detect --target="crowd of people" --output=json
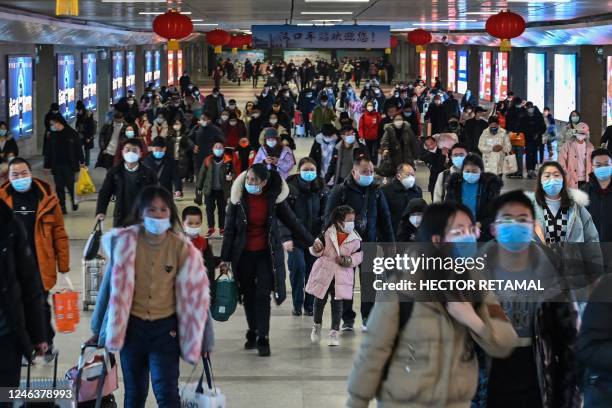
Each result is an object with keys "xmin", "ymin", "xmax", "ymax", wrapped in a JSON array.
[{"xmin": 0, "ymin": 55, "xmax": 611, "ymax": 408}]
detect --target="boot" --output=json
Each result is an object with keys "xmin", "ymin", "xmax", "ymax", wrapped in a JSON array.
[
  {"xmin": 257, "ymin": 337, "xmax": 271, "ymax": 357},
  {"xmin": 244, "ymin": 330, "xmax": 257, "ymax": 350}
]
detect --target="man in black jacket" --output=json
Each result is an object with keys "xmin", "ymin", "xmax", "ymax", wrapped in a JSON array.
[
  {"xmin": 0, "ymin": 200, "xmax": 47, "ymax": 387},
  {"xmin": 202, "ymin": 88, "xmax": 226, "ymax": 123},
  {"xmin": 143, "ymin": 137, "xmax": 182, "ymax": 197},
  {"xmin": 191, "ymin": 111, "xmax": 225, "ymax": 174},
  {"xmin": 95, "ymin": 139, "xmax": 157, "ymax": 227},
  {"xmin": 582, "ymin": 148, "xmax": 612, "ymax": 243},
  {"xmin": 420, "ymin": 136, "xmax": 448, "ymax": 200},
  {"xmin": 381, "ymin": 162, "xmax": 423, "ymax": 228},
  {"xmin": 297, "ymin": 86, "xmax": 317, "ymax": 137},
  {"xmin": 424, "ymin": 95, "xmax": 448, "ymax": 135},
  {"xmin": 43, "ymin": 114, "xmax": 84, "ymax": 214},
  {"xmin": 519, "ymin": 102, "xmax": 546, "ymax": 179},
  {"xmin": 462, "ymin": 106, "xmax": 489, "ymax": 154}
]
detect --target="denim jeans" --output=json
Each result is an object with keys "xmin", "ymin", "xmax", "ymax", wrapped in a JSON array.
[
  {"xmin": 512, "ymin": 145, "xmax": 524, "ymax": 175},
  {"xmin": 287, "ymin": 247, "xmax": 315, "ymax": 313},
  {"xmin": 120, "ymin": 315, "xmax": 181, "ymax": 408}
]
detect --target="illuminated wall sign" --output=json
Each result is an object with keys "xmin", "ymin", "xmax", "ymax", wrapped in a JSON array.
[
  {"xmin": 457, "ymin": 50, "xmax": 468, "ymax": 94},
  {"xmin": 57, "ymin": 53, "xmax": 76, "ymax": 121},
  {"xmin": 7, "ymin": 55, "xmax": 33, "ymax": 139},
  {"xmin": 527, "ymin": 53, "xmax": 546, "ymax": 110},
  {"xmin": 112, "ymin": 50, "xmax": 125, "ymax": 104},
  {"xmin": 431, "ymin": 51, "xmax": 439, "ymax": 87},
  {"xmin": 145, "ymin": 50, "xmax": 153, "ymax": 86},
  {"xmin": 154, "ymin": 50, "xmax": 161, "ymax": 88},
  {"xmin": 177, "ymin": 50, "xmax": 183, "ymax": 80},
  {"xmin": 554, "ymin": 54, "xmax": 577, "ymax": 121},
  {"xmin": 494, "ymin": 52, "xmax": 508, "ymax": 102},
  {"xmin": 82, "ymin": 52, "xmax": 97, "ymax": 111},
  {"xmin": 167, "ymin": 50, "xmax": 175, "ymax": 86},
  {"xmin": 479, "ymin": 51, "xmax": 492, "ymax": 101},
  {"xmin": 608, "ymin": 56, "xmax": 612, "ymax": 127},
  {"xmin": 447, "ymin": 50, "xmax": 456, "ymax": 92},
  {"xmin": 419, "ymin": 51, "xmax": 427, "ymax": 83},
  {"xmin": 126, "ymin": 50, "xmax": 136, "ymax": 93}
]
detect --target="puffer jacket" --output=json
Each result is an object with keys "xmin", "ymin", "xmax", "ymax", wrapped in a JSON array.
[
  {"xmin": 0, "ymin": 178, "xmax": 70, "ymax": 291},
  {"xmin": 196, "ymin": 153, "xmax": 239, "ymax": 199},
  {"xmin": 380, "ymin": 177, "xmax": 423, "ymax": 228},
  {"xmin": 347, "ymin": 291, "xmax": 518, "ymax": 408},
  {"xmin": 581, "ymin": 177, "xmax": 612, "ymax": 242},
  {"xmin": 444, "ymin": 172, "xmax": 503, "ymax": 225},
  {"xmin": 380, "ymin": 122, "xmax": 419, "ymax": 169},
  {"xmin": 558, "ymin": 138, "xmax": 594, "ymax": 189},
  {"xmin": 358, "ymin": 111, "xmax": 382, "ymax": 141},
  {"xmin": 221, "ymin": 171, "xmax": 315, "ymax": 305},
  {"xmin": 477, "ymin": 128, "xmax": 512, "ymax": 175}
]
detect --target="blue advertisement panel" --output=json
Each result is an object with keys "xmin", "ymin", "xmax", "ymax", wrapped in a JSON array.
[
  {"xmin": 7, "ymin": 55, "xmax": 33, "ymax": 139},
  {"xmin": 252, "ymin": 25, "xmax": 390, "ymax": 49},
  {"xmin": 457, "ymin": 50, "xmax": 468, "ymax": 94},
  {"xmin": 554, "ymin": 54, "xmax": 577, "ymax": 121},
  {"xmin": 154, "ymin": 50, "xmax": 161, "ymax": 88},
  {"xmin": 57, "ymin": 53, "xmax": 76, "ymax": 121},
  {"xmin": 126, "ymin": 50, "xmax": 136, "ymax": 93},
  {"xmin": 145, "ymin": 50, "xmax": 153, "ymax": 86},
  {"xmin": 82, "ymin": 52, "xmax": 97, "ymax": 111},
  {"xmin": 527, "ymin": 53, "xmax": 546, "ymax": 111},
  {"xmin": 112, "ymin": 50, "xmax": 124, "ymax": 104}
]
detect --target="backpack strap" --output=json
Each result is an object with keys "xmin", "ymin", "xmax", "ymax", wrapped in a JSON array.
[{"xmin": 382, "ymin": 296, "xmax": 414, "ymax": 380}]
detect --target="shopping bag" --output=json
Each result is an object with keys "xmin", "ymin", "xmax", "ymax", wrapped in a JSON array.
[
  {"xmin": 76, "ymin": 167, "xmax": 96, "ymax": 196},
  {"xmin": 295, "ymin": 124, "xmax": 305, "ymax": 137},
  {"xmin": 509, "ymin": 132, "xmax": 526, "ymax": 147},
  {"xmin": 211, "ymin": 272, "xmax": 238, "ymax": 322},
  {"xmin": 16, "ymin": 351, "xmax": 75, "ymax": 408},
  {"xmin": 65, "ymin": 345, "xmax": 118, "ymax": 408},
  {"xmin": 180, "ymin": 357, "xmax": 226, "ymax": 408},
  {"xmin": 53, "ymin": 276, "xmax": 80, "ymax": 333},
  {"xmin": 503, "ymin": 154, "xmax": 519, "ymax": 175},
  {"xmin": 83, "ymin": 220, "xmax": 103, "ymax": 261}
]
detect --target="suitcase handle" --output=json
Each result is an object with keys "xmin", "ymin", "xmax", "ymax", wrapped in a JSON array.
[{"xmin": 74, "ymin": 345, "xmax": 110, "ymax": 408}]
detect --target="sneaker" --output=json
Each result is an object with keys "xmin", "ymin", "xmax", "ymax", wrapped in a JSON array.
[
  {"xmin": 244, "ymin": 330, "xmax": 257, "ymax": 350},
  {"xmin": 310, "ymin": 324, "xmax": 322, "ymax": 344},
  {"xmin": 341, "ymin": 322, "xmax": 354, "ymax": 332},
  {"xmin": 328, "ymin": 330, "xmax": 340, "ymax": 346},
  {"xmin": 257, "ymin": 337, "xmax": 271, "ymax": 357},
  {"xmin": 361, "ymin": 324, "xmax": 368, "ymax": 333},
  {"xmin": 292, "ymin": 309, "xmax": 302, "ymax": 316},
  {"xmin": 205, "ymin": 228, "xmax": 215, "ymax": 238},
  {"xmin": 21, "ymin": 356, "xmax": 30, "ymax": 367},
  {"xmin": 304, "ymin": 309, "xmax": 314, "ymax": 317},
  {"xmin": 219, "ymin": 228, "xmax": 224, "ymax": 238},
  {"xmin": 71, "ymin": 202, "xmax": 79, "ymax": 212},
  {"xmin": 44, "ymin": 348, "xmax": 56, "ymax": 364}
]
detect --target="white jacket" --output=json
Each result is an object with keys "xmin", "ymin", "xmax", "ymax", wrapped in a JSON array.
[{"xmin": 478, "ymin": 127, "xmax": 512, "ymax": 175}]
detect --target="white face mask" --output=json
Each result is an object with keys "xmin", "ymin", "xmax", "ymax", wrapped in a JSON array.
[
  {"xmin": 366, "ymin": 106, "xmax": 374, "ymax": 112},
  {"xmin": 252, "ymin": 112, "xmax": 260, "ymax": 118},
  {"xmin": 266, "ymin": 139, "xmax": 277, "ymax": 148},
  {"xmin": 409, "ymin": 214, "xmax": 422, "ymax": 228},
  {"xmin": 342, "ymin": 221, "xmax": 355, "ymax": 234},
  {"xmin": 576, "ymin": 133, "xmax": 587, "ymax": 141},
  {"xmin": 184, "ymin": 225, "xmax": 201, "ymax": 237},
  {"xmin": 123, "ymin": 151, "xmax": 139, "ymax": 163},
  {"xmin": 173, "ymin": 125, "xmax": 181, "ymax": 131},
  {"xmin": 269, "ymin": 119, "xmax": 278, "ymax": 125},
  {"xmin": 394, "ymin": 120, "xmax": 404, "ymax": 129},
  {"xmin": 401, "ymin": 175, "xmax": 415, "ymax": 189}
]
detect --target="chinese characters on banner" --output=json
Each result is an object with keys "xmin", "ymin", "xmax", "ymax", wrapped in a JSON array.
[
  {"xmin": 457, "ymin": 50, "xmax": 468, "ymax": 94},
  {"xmin": 419, "ymin": 51, "xmax": 427, "ymax": 83},
  {"xmin": 57, "ymin": 54, "xmax": 76, "ymax": 121},
  {"xmin": 167, "ymin": 50, "xmax": 175, "ymax": 86},
  {"xmin": 8, "ymin": 56, "xmax": 33, "ymax": 139},
  {"xmin": 82, "ymin": 52, "xmax": 97, "ymax": 111},
  {"xmin": 252, "ymin": 25, "xmax": 390, "ymax": 49},
  {"xmin": 431, "ymin": 51, "xmax": 439, "ymax": 87},
  {"xmin": 495, "ymin": 52, "xmax": 508, "ymax": 102},
  {"xmin": 479, "ymin": 51, "xmax": 492, "ymax": 101},
  {"xmin": 112, "ymin": 50, "xmax": 125, "ymax": 104},
  {"xmin": 154, "ymin": 50, "xmax": 161, "ymax": 88},
  {"xmin": 126, "ymin": 51, "xmax": 136, "ymax": 93},
  {"xmin": 447, "ymin": 50, "xmax": 456, "ymax": 92}
]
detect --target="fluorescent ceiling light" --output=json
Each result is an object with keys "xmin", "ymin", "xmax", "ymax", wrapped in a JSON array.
[
  {"xmin": 191, "ymin": 19, "xmax": 204, "ymax": 21},
  {"xmin": 102, "ymin": 0, "xmax": 165, "ymax": 2},
  {"xmin": 301, "ymin": 11, "xmax": 353, "ymax": 15},
  {"xmin": 507, "ymin": 0, "xmax": 569, "ymax": 2},
  {"xmin": 180, "ymin": 11, "xmax": 191, "ymax": 15},
  {"xmin": 305, "ymin": 0, "xmax": 368, "ymax": 2},
  {"xmin": 463, "ymin": 11, "xmax": 503, "ymax": 15},
  {"xmin": 193, "ymin": 23, "xmax": 219, "ymax": 26},
  {"xmin": 441, "ymin": 19, "xmax": 477, "ymax": 22},
  {"xmin": 311, "ymin": 19, "xmax": 343, "ymax": 22},
  {"xmin": 297, "ymin": 23, "xmax": 314, "ymax": 26},
  {"xmin": 138, "ymin": 11, "xmax": 163, "ymax": 15},
  {"xmin": 413, "ymin": 22, "xmax": 451, "ymax": 26}
]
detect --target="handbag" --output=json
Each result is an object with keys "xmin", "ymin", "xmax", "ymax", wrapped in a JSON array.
[
  {"xmin": 211, "ymin": 273, "xmax": 238, "ymax": 322},
  {"xmin": 76, "ymin": 168, "xmax": 96, "ymax": 196},
  {"xmin": 503, "ymin": 154, "xmax": 519, "ymax": 175},
  {"xmin": 83, "ymin": 220, "xmax": 103, "ymax": 261},
  {"xmin": 53, "ymin": 275, "xmax": 80, "ymax": 333},
  {"xmin": 180, "ymin": 357, "xmax": 226, "ymax": 408},
  {"xmin": 509, "ymin": 132, "xmax": 526, "ymax": 147},
  {"xmin": 65, "ymin": 345, "xmax": 118, "ymax": 408}
]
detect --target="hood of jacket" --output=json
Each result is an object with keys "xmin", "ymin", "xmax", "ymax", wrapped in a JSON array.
[{"xmin": 230, "ymin": 169, "xmax": 289, "ymax": 205}]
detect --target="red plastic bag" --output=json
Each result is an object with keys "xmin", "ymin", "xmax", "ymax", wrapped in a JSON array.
[{"xmin": 53, "ymin": 276, "xmax": 80, "ymax": 333}]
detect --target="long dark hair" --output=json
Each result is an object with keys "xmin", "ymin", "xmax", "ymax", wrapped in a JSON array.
[
  {"xmin": 128, "ymin": 185, "xmax": 181, "ymax": 231},
  {"xmin": 324, "ymin": 205, "xmax": 355, "ymax": 232},
  {"xmin": 535, "ymin": 161, "xmax": 572, "ymax": 210},
  {"xmin": 416, "ymin": 202, "xmax": 475, "ymax": 243}
]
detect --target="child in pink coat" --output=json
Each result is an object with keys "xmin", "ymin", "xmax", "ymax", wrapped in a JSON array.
[{"xmin": 306, "ymin": 205, "xmax": 363, "ymax": 346}]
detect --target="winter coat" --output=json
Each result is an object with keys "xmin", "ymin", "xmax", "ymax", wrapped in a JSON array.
[
  {"xmin": 190, "ymin": 123, "xmax": 225, "ymax": 172},
  {"xmin": 558, "ymin": 139, "xmax": 594, "ymax": 189},
  {"xmin": 221, "ymin": 120, "xmax": 247, "ymax": 149},
  {"xmin": 0, "ymin": 136, "xmax": 18, "ymax": 162},
  {"xmin": 425, "ymin": 103, "xmax": 448, "ymax": 135},
  {"xmin": 43, "ymin": 126, "xmax": 84, "ymax": 172},
  {"xmin": 306, "ymin": 225, "xmax": 362, "ymax": 300},
  {"xmin": 91, "ymin": 226, "xmax": 210, "ymax": 364},
  {"xmin": 325, "ymin": 176, "xmax": 395, "ymax": 242},
  {"xmin": 325, "ymin": 141, "xmax": 367, "ymax": 185},
  {"xmin": 433, "ymin": 166, "xmax": 460, "ymax": 203},
  {"xmin": 309, "ymin": 134, "xmax": 338, "ymax": 180},
  {"xmin": 581, "ymin": 177, "xmax": 612, "ymax": 242},
  {"xmin": 0, "ymin": 200, "xmax": 46, "ymax": 362},
  {"xmin": 297, "ymin": 90, "xmax": 317, "ymax": 116},
  {"xmin": 380, "ymin": 122, "xmax": 419, "ymax": 169},
  {"xmin": 358, "ymin": 111, "xmax": 382, "ymax": 141},
  {"xmin": 221, "ymin": 171, "xmax": 315, "ymax": 304},
  {"xmin": 346, "ymin": 290, "xmax": 518, "ymax": 408},
  {"xmin": 478, "ymin": 128, "xmax": 512, "ymax": 175},
  {"xmin": 76, "ymin": 110, "xmax": 96, "ymax": 150},
  {"xmin": 519, "ymin": 112, "xmax": 546, "ymax": 144},
  {"xmin": 203, "ymin": 94, "xmax": 226, "ymax": 120},
  {"xmin": 462, "ymin": 118, "xmax": 488, "ymax": 154},
  {"xmin": 381, "ymin": 178, "xmax": 423, "ymax": 228},
  {"xmin": 168, "ymin": 131, "xmax": 194, "ymax": 178},
  {"xmin": 0, "ymin": 178, "xmax": 70, "ymax": 291},
  {"xmin": 196, "ymin": 153, "xmax": 238, "ymax": 199},
  {"xmin": 420, "ymin": 148, "xmax": 448, "ymax": 194},
  {"xmin": 254, "ymin": 145, "xmax": 295, "ymax": 180},
  {"xmin": 311, "ymin": 106, "xmax": 337, "ymax": 135},
  {"xmin": 142, "ymin": 154, "xmax": 182, "ymax": 194}
]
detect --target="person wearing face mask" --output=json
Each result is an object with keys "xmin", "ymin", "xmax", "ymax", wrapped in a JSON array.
[
  {"xmin": 460, "ymin": 89, "xmax": 478, "ymax": 110},
  {"xmin": 559, "ymin": 110, "xmax": 581, "ymax": 149},
  {"xmin": 181, "ymin": 206, "xmax": 215, "ymax": 286},
  {"xmin": 309, "ymin": 124, "xmax": 338, "ymax": 180},
  {"xmin": 96, "ymin": 139, "xmax": 157, "ymax": 227},
  {"xmin": 254, "ymin": 128, "xmax": 295, "ymax": 180},
  {"xmin": 268, "ymin": 101, "xmax": 291, "ymax": 131},
  {"xmin": 462, "ymin": 106, "xmax": 488, "ymax": 154},
  {"xmin": 558, "ymin": 122, "xmax": 594, "ymax": 189},
  {"xmin": 242, "ymin": 101, "xmax": 255, "ymax": 124},
  {"xmin": 297, "ymin": 85, "xmax": 318, "ymax": 137},
  {"xmin": 425, "ymin": 95, "xmax": 449, "ymax": 136},
  {"xmin": 325, "ymin": 157, "xmax": 394, "ymax": 331},
  {"xmin": 258, "ymin": 113, "xmax": 289, "ymax": 146},
  {"xmin": 247, "ymin": 106, "xmax": 265, "ymax": 147},
  {"xmin": 124, "ymin": 97, "xmax": 139, "ymax": 123},
  {"xmin": 281, "ymin": 158, "xmax": 328, "ymax": 317},
  {"xmin": 381, "ymin": 162, "xmax": 423, "ymax": 228},
  {"xmin": 460, "ymin": 104, "xmax": 475, "ymax": 125},
  {"xmin": 478, "ymin": 116, "xmax": 512, "ymax": 177},
  {"xmin": 96, "ymin": 111, "xmax": 127, "ymax": 169},
  {"xmin": 433, "ymin": 143, "xmax": 467, "ymax": 202},
  {"xmin": 443, "ymin": 91, "xmax": 461, "ymax": 119},
  {"xmin": 221, "ymin": 164, "xmax": 315, "ymax": 356},
  {"xmin": 325, "ymin": 126, "xmax": 366, "ymax": 186},
  {"xmin": 146, "ymin": 95, "xmax": 164, "ymax": 123},
  {"xmin": 445, "ymin": 115, "xmax": 464, "ymax": 142},
  {"xmin": 256, "ymin": 86, "xmax": 275, "ymax": 117},
  {"xmin": 90, "ymin": 185, "xmax": 212, "ymax": 407},
  {"xmin": 212, "ymin": 64, "xmax": 224, "ymax": 90},
  {"xmin": 225, "ymin": 98, "xmax": 242, "ymax": 119},
  {"xmin": 221, "ymin": 113, "xmax": 247, "ymax": 149},
  {"xmin": 0, "ymin": 121, "xmax": 18, "ymax": 168},
  {"xmin": 445, "ymin": 153, "xmax": 502, "ymax": 240},
  {"xmin": 380, "ymin": 114, "xmax": 419, "ymax": 172},
  {"xmin": 371, "ymin": 87, "xmax": 386, "ymax": 114},
  {"xmin": 136, "ymin": 111, "xmax": 152, "ymax": 148},
  {"xmin": 311, "ymin": 94, "xmax": 337, "ymax": 136},
  {"xmin": 347, "ymin": 201, "xmax": 518, "ymax": 408},
  {"xmin": 43, "ymin": 103, "xmax": 61, "ymax": 152},
  {"xmin": 236, "ymin": 136, "xmax": 255, "ymax": 174},
  {"xmin": 395, "ymin": 197, "xmax": 427, "ymax": 242},
  {"xmin": 581, "ymin": 148, "xmax": 612, "ymax": 242},
  {"xmin": 143, "ymin": 137, "xmax": 183, "ymax": 199},
  {"xmin": 203, "ymin": 87, "xmax": 227, "ymax": 123},
  {"xmin": 75, "ymin": 101, "xmax": 95, "ymax": 167},
  {"xmin": 518, "ymin": 102, "xmax": 546, "ymax": 179},
  {"xmin": 151, "ymin": 111, "xmax": 169, "ymax": 140},
  {"xmin": 191, "ymin": 111, "xmax": 225, "ymax": 174},
  {"xmin": 419, "ymin": 136, "xmax": 448, "ymax": 200},
  {"xmin": 111, "ymin": 124, "xmax": 141, "ymax": 167},
  {"xmin": 278, "ymin": 90, "xmax": 296, "ymax": 125},
  {"xmin": 307, "ymin": 205, "xmax": 363, "ymax": 347},
  {"xmin": 358, "ymin": 102, "xmax": 383, "ymax": 164},
  {"xmin": 402, "ymin": 104, "xmax": 422, "ymax": 138}
]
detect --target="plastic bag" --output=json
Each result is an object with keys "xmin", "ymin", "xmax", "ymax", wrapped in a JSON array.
[
  {"xmin": 53, "ymin": 276, "xmax": 80, "ymax": 333},
  {"xmin": 76, "ymin": 167, "xmax": 96, "ymax": 196}
]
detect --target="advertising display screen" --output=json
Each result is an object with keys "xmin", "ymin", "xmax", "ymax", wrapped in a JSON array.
[
  {"xmin": 82, "ymin": 52, "xmax": 97, "ymax": 111},
  {"xmin": 554, "ymin": 54, "xmax": 577, "ymax": 121},
  {"xmin": 495, "ymin": 52, "xmax": 508, "ymax": 102},
  {"xmin": 431, "ymin": 51, "xmax": 439, "ymax": 87},
  {"xmin": 112, "ymin": 50, "xmax": 125, "ymax": 104},
  {"xmin": 479, "ymin": 51, "xmax": 492, "ymax": 101},
  {"xmin": 457, "ymin": 50, "xmax": 468, "ymax": 94},
  {"xmin": 177, "ymin": 50, "xmax": 183, "ymax": 79},
  {"xmin": 608, "ymin": 57, "xmax": 612, "ymax": 127},
  {"xmin": 167, "ymin": 50, "xmax": 175, "ymax": 86},
  {"xmin": 419, "ymin": 51, "xmax": 427, "ymax": 83},
  {"xmin": 145, "ymin": 50, "xmax": 153, "ymax": 86},
  {"xmin": 527, "ymin": 53, "xmax": 546, "ymax": 110},
  {"xmin": 154, "ymin": 50, "xmax": 161, "ymax": 87},
  {"xmin": 126, "ymin": 50, "xmax": 136, "ymax": 93},
  {"xmin": 57, "ymin": 54, "xmax": 76, "ymax": 121},
  {"xmin": 447, "ymin": 50, "xmax": 456, "ymax": 92},
  {"xmin": 7, "ymin": 55, "xmax": 33, "ymax": 139}
]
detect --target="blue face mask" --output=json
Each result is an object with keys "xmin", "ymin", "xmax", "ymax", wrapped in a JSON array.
[
  {"xmin": 245, "ymin": 183, "xmax": 262, "ymax": 195},
  {"xmin": 496, "ymin": 223, "xmax": 533, "ymax": 252},
  {"xmin": 463, "ymin": 172, "xmax": 481, "ymax": 184},
  {"xmin": 542, "ymin": 178, "xmax": 563, "ymax": 196},
  {"xmin": 11, "ymin": 177, "xmax": 32, "ymax": 193},
  {"xmin": 0, "ymin": 129, "xmax": 7, "ymax": 137},
  {"xmin": 448, "ymin": 234, "xmax": 478, "ymax": 258},
  {"xmin": 594, "ymin": 166, "xmax": 612, "ymax": 181},
  {"xmin": 213, "ymin": 148, "xmax": 224, "ymax": 157},
  {"xmin": 143, "ymin": 217, "xmax": 171, "ymax": 235},
  {"xmin": 357, "ymin": 174, "xmax": 374, "ymax": 187},
  {"xmin": 344, "ymin": 135, "xmax": 355, "ymax": 144},
  {"xmin": 125, "ymin": 130, "xmax": 135, "ymax": 139},
  {"xmin": 451, "ymin": 156, "xmax": 465, "ymax": 169},
  {"xmin": 300, "ymin": 170, "xmax": 317, "ymax": 182},
  {"xmin": 152, "ymin": 151, "xmax": 165, "ymax": 159}
]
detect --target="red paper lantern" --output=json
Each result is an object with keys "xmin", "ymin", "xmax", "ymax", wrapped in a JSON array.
[
  {"xmin": 153, "ymin": 10, "xmax": 193, "ymax": 51},
  {"xmin": 486, "ymin": 10, "xmax": 526, "ymax": 51},
  {"xmin": 407, "ymin": 29, "xmax": 432, "ymax": 53},
  {"xmin": 385, "ymin": 36, "xmax": 399, "ymax": 54},
  {"xmin": 227, "ymin": 35, "xmax": 242, "ymax": 54},
  {"xmin": 240, "ymin": 34, "xmax": 252, "ymax": 50},
  {"xmin": 206, "ymin": 29, "xmax": 231, "ymax": 54}
]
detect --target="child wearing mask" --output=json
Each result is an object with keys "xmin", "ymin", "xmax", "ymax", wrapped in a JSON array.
[
  {"xmin": 182, "ymin": 206, "xmax": 215, "ymax": 286},
  {"xmin": 395, "ymin": 198, "xmax": 427, "ymax": 242},
  {"xmin": 559, "ymin": 122, "xmax": 594, "ymax": 189},
  {"xmin": 307, "ymin": 205, "xmax": 363, "ymax": 347},
  {"xmin": 143, "ymin": 137, "xmax": 183, "ymax": 198},
  {"xmin": 236, "ymin": 136, "xmax": 255, "ymax": 174}
]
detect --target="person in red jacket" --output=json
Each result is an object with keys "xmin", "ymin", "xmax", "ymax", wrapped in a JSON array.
[
  {"xmin": 221, "ymin": 113, "xmax": 247, "ymax": 148},
  {"xmin": 358, "ymin": 101, "xmax": 382, "ymax": 164}
]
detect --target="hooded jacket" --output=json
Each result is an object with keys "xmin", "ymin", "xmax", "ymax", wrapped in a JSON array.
[
  {"xmin": 558, "ymin": 138, "xmax": 594, "ymax": 189},
  {"xmin": 380, "ymin": 177, "xmax": 423, "ymax": 229},
  {"xmin": 581, "ymin": 176, "xmax": 612, "ymax": 242},
  {"xmin": 478, "ymin": 127, "xmax": 512, "ymax": 175},
  {"xmin": 380, "ymin": 122, "xmax": 419, "ymax": 169}
]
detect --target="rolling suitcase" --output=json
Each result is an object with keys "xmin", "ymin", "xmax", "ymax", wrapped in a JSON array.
[
  {"xmin": 15, "ymin": 351, "xmax": 75, "ymax": 407},
  {"xmin": 82, "ymin": 257, "xmax": 106, "ymax": 311}
]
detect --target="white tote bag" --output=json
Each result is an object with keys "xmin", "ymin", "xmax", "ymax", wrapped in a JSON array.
[
  {"xmin": 180, "ymin": 357, "xmax": 226, "ymax": 408},
  {"xmin": 503, "ymin": 154, "xmax": 518, "ymax": 175}
]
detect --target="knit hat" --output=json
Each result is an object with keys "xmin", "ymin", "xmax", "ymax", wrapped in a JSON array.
[
  {"xmin": 405, "ymin": 198, "xmax": 428, "ymax": 215},
  {"xmin": 263, "ymin": 127, "xmax": 279, "ymax": 139}
]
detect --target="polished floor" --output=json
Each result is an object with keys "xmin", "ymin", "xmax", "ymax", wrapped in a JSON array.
[{"xmin": 24, "ymin": 78, "xmax": 537, "ymax": 407}]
